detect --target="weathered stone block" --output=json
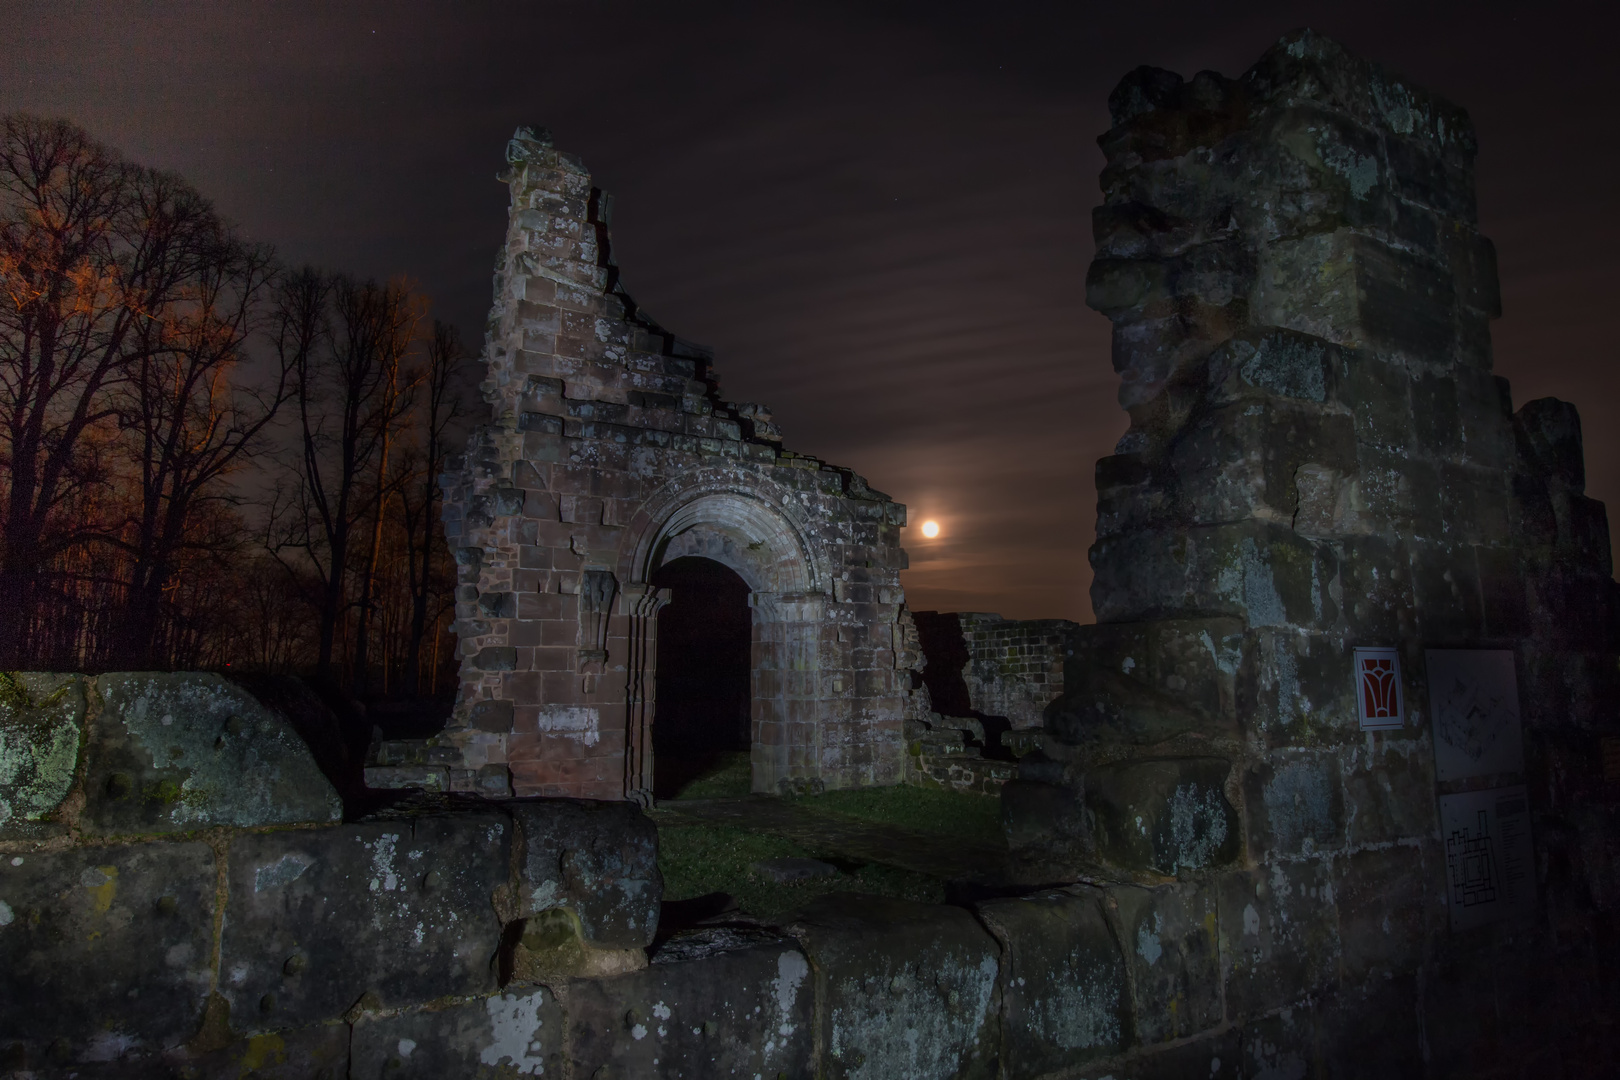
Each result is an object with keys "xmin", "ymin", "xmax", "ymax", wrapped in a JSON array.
[
  {"xmin": 1333, "ymin": 844, "xmax": 1430, "ymax": 981},
  {"xmin": 85, "ymin": 673, "xmax": 340, "ymax": 836},
  {"xmin": 506, "ymin": 797, "xmax": 660, "ymax": 950},
  {"xmin": 0, "ymin": 672, "xmax": 85, "ymax": 840},
  {"xmin": 0, "ymin": 841, "xmax": 216, "ymax": 1062},
  {"xmin": 1515, "ymin": 396, "xmax": 1585, "ymax": 492},
  {"xmin": 219, "ymin": 813, "xmax": 508, "ymax": 1028},
  {"xmin": 1067, "ymin": 1029, "xmax": 1241, "ymax": 1080},
  {"xmin": 349, "ymin": 987, "xmax": 566, "ymax": 1079},
  {"xmin": 178, "ymin": 1022, "xmax": 350, "ymax": 1080},
  {"xmin": 1342, "ymin": 740, "xmax": 1434, "ymax": 845},
  {"xmin": 1206, "ymin": 327, "xmax": 1346, "ymax": 410},
  {"xmin": 1243, "ymin": 751, "xmax": 1345, "ymax": 858},
  {"xmin": 1086, "ymin": 757, "xmax": 1240, "ymax": 876},
  {"xmin": 1335, "ymin": 535, "xmax": 1415, "ymax": 640},
  {"xmin": 1106, "ymin": 881, "xmax": 1221, "ymax": 1044},
  {"xmin": 1217, "ymin": 858, "xmax": 1340, "ymax": 1018},
  {"xmin": 1409, "ymin": 540, "xmax": 1484, "ymax": 642},
  {"xmin": 1092, "ymin": 521, "xmax": 1327, "ymax": 630},
  {"xmin": 1254, "ymin": 229, "xmax": 1455, "ymax": 362},
  {"xmin": 1002, "ymin": 777, "xmax": 1086, "ymax": 858},
  {"xmin": 1238, "ymin": 1003, "xmax": 1319, "ymax": 1080},
  {"xmin": 1317, "ymin": 974, "xmax": 1424, "ymax": 1078},
  {"xmin": 788, "ymin": 895, "xmax": 1000, "ymax": 1080},
  {"xmin": 567, "ymin": 928, "xmax": 813, "ymax": 1079},
  {"xmin": 977, "ymin": 890, "xmax": 1129, "ymax": 1077},
  {"xmin": 1246, "ymin": 629, "xmax": 1370, "ymax": 748},
  {"xmin": 1051, "ymin": 619, "xmax": 1245, "ymax": 746}
]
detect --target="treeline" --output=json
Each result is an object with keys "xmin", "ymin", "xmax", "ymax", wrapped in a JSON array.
[{"xmin": 0, "ymin": 114, "xmax": 473, "ymax": 698}]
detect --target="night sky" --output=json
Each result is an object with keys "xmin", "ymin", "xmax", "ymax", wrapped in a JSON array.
[{"xmin": 6, "ymin": 2, "xmax": 1615, "ymax": 621}]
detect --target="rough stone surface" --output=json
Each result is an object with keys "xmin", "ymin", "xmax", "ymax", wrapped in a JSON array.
[
  {"xmin": 1068, "ymin": 1030, "xmax": 1241, "ymax": 1080},
  {"xmin": 977, "ymin": 889, "xmax": 1130, "ymax": 1077},
  {"xmin": 177, "ymin": 1022, "xmax": 350, "ymax": 1080},
  {"xmin": 912, "ymin": 611, "xmax": 1076, "ymax": 731},
  {"xmin": 434, "ymin": 125, "xmax": 912, "ymax": 801},
  {"xmin": 788, "ymin": 895, "xmax": 1001, "ymax": 1080},
  {"xmin": 0, "ymin": 841, "xmax": 216, "ymax": 1063},
  {"xmin": 568, "ymin": 928, "xmax": 813, "ymax": 1079},
  {"xmin": 0, "ymin": 673, "xmax": 85, "ymax": 841},
  {"xmin": 349, "ymin": 987, "xmax": 567, "ymax": 1079},
  {"xmin": 1216, "ymin": 860, "xmax": 1341, "ymax": 1019},
  {"xmin": 1085, "ymin": 757, "xmax": 1241, "ymax": 876},
  {"xmin": 1019, "ymin": 25, "xmax": 1620, "ymax": 1078},
  {"xmin": 507, "ymin": 797, "xmax": 660, "ymax": 948},
  {"xmin": 218, "ymin": 813, "xmax": 508, "ymax": 1028},
  {"xmin": 1106, "ymin": 881, "xmax": 1222, "ymax": 1043},
  {"xmin": 85, "ymin": 673, "xmax": 341, "ymax": 836}
]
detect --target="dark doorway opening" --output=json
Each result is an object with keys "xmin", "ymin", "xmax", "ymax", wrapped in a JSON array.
[{"xmin": 651, "ymin": 556, "xmax": 752, "ymax": 799}]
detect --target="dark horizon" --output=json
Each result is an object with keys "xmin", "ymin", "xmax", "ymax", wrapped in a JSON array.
[{"xmin": 7, "ymin": 1, "xmax": 1615, "ymax": 621}]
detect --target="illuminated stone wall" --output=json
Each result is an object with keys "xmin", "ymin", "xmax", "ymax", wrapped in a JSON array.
[
  {"xmin": 1004, "ymin": 28, "xmax": 1620, "ymax": 1075},
  {"xmin": 430, "ymin": 128, "xmax": 913, "ymax": 800}
]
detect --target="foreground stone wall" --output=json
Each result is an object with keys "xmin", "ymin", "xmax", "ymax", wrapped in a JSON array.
[
  {"xmin": 432, "ymin": 127, "xmax": 912, "ymax": 802},
  {"xmin": 1005, "ymin": 28, "xmax": 1620, "ymax": 1075},
  {"xmin": 0, "ymin": 672, "xmax": 1284, "ymax": 1078}
]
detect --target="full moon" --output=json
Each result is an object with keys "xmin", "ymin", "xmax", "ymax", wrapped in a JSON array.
[{"xmin": 921, "ymin": 520, "xmax": 940, "ymax": 538}]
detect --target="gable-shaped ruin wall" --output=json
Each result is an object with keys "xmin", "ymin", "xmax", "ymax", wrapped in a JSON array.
[{"xmin": 430, "ymin": 128, "xmax": 921, "ymax": 801}]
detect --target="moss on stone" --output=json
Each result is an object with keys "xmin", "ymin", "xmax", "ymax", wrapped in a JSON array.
[{"xmin": 656, "ymin": 822, "xmax": 943, "ymax": 920}]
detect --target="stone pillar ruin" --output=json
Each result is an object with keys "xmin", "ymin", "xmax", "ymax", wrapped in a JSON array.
[
  {"xmin": 1008, "ymin": 29, "xmax": 1619, "ymax": 1064},
  {"xmin": 430, "ymin": 128, "xmax": 917, "ymax": 801}
]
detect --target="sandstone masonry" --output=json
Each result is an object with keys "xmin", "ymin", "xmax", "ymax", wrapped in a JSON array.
[
  {"xmin": 1005, "ymin": 28, "xmax": 1620, "ymax": 1075},
  {"xmin": 433, "ymin": 128, "xmax": 914, "ymax": 801}
]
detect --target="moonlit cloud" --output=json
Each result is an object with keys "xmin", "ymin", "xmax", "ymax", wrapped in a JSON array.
[{"xmin": 6, "ymin": 1, "xmax": 1612, "ymax": 620}]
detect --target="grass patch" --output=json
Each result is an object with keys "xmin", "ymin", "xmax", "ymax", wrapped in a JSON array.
[
  {"xmin": 656, "ymin": 821, "xmax": 943, "ymax": 920},
  {"xmin": 663, "ymin": 751, "xmax": 752, "ymax": 800},
  {"xmin": 804, "ymin": 783, "xmax": 1003, "ymax": 846}
]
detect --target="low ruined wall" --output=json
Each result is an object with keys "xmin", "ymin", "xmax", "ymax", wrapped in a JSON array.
[{"xmin": 0, "ymin": 669, "xmax": 1386, "ymax": 1079}]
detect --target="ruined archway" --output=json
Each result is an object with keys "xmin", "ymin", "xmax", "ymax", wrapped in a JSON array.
[
  {"xmin": 423, "ymin": 126, "xmax": 919, "ymax": 801},
  {"xmin": 629, "ymin": 489, "xmax": 830, "ymax": 798},
  {"xmin": 649, "ymin": 556, "xmax": 751, "ymax": 798}
]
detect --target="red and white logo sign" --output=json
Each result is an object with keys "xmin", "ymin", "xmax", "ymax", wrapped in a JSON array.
[{"xmin": 1354, "ymin": 646, "xmax": 1404, "ymax": 730}]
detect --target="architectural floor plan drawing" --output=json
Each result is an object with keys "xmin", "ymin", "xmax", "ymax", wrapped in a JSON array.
[
  {"xmin": 1427, "ymin": 650, "xmax": 1526, "ymax": 781},
  {"xmin": 1439, "ymin": 786, "xmax": 1535, "ymax": 931}
]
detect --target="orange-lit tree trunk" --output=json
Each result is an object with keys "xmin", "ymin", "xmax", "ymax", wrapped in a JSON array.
[
  {"xmin": 114, "ymin": 228, "xmax": 284, "ymax": 668},
  {"xmin": 401, "ymin": 320, "xmax": 465, "ymax": 695},
  {"xmin": 0, "ymin": 115, "xmax": 233, "ymax": 668}
]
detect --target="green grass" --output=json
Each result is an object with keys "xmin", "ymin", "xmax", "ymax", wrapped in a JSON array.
[
  {"xmin": 656, "ymin": 822, "xmax": 944, "ymax": 920},
  {"xmin": 804, "ymin": 783, "xmax": 1003, "ymax": 845},
  {"xmin": 655, "ymin": 782, "xmax": 1004, "ymax": 921},
  {"xmin": 663, "ymin": 751, "xmax": 753, "ymax": 800}
]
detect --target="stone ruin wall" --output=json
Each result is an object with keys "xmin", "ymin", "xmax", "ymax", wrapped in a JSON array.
[
  {"xmin": 429, "ymin": 127, "xmax": 921, "ymax": 801},
  {"xmin": 912, "ymin": 611, "xmax": 1077, "ymax": 733},
  {"xmin": 1004, "ymin": 27, "xmax": 1620, "ymax": 1073}
]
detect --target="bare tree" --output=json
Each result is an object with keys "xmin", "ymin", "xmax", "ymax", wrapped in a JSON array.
[
  {"xmin": 347, "ymin": 280, "xmax": 423, "ymax": 698},
  {"xmin": 270, "ymin": 272, "xmax": 422, "ymax": 684},
  {"xmin": 113, "ymin": 229, "xmax": 285, "ymax": 667},
  {"xmin": 0, "ymin": 115, "xmax": 232, "ymax": 666},
  {"xmin": 398, "ymin": 320, "xmax": 466, "ymax": 694}
]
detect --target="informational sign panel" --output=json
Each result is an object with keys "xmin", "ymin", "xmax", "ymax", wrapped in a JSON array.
[
  {"xmin": 1426, "ymin": 649, "xmax": 1524, "ymax": 781},
  {"xmin": 1353, "ymin": 646, "xmax": 1404, "ymax": 730},
  {"xmin": 1439, "ymin": 785, "xmax": 1535, "ymax": 931}
]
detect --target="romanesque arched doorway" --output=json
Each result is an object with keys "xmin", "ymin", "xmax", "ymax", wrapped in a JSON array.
[
  {"xmin": 649, "ymin": 556, "xmax": 752, "ymax": 798},
  {"xmin": 624, "ymin": 489, "xmax": 826, "ymax": 800}
]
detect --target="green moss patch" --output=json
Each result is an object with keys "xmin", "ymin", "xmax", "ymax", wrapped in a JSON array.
[
  {"xmin": 805, "ymin": 784, "xmax": 1002, "ymax": 845},
  {"xmin": 656, "ymin": 821, "xmax": 943, "ymax": 920}
]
